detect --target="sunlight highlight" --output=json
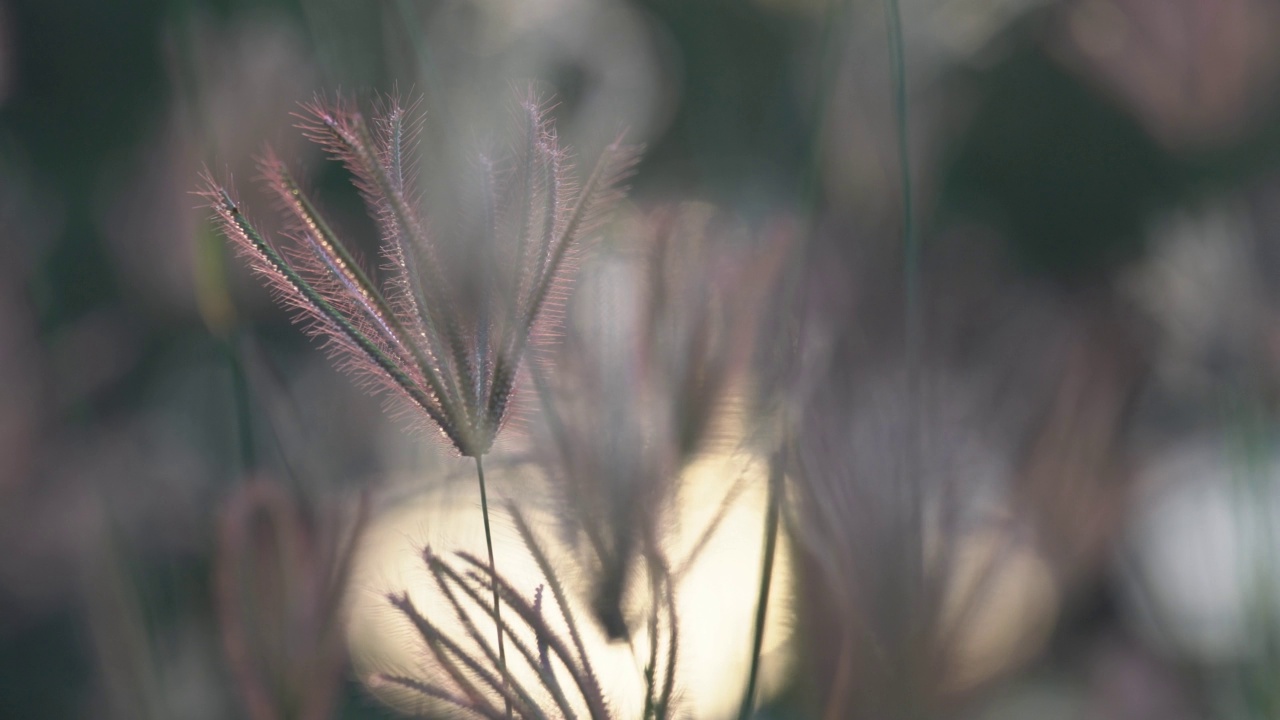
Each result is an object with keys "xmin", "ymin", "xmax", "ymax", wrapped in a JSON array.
[{"xmin": 347, "ymin": 447, "xmax": 792, "ymax": 718}]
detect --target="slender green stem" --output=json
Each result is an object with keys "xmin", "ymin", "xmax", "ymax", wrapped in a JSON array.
[
  {"xmin": 884, "ymin": 0, "xmax": 914, "ymax": 303},
  {"xmin": 884, "ymin": 0, "xmax": 926, "ymax": 603},
  {"xmin": 475, "ymin": 455, "xmax": 511, "ymax": 718},
  {"xmin": 882, "ymin": 0, "xmax": 914, "ymax": 333},
  {"xmin": 884, "ymin": 1, "xmax": 916, "ymax": 382},
  {"xmin": 737, "ymin": 449, "xmax": 783, "ymax": 720}
]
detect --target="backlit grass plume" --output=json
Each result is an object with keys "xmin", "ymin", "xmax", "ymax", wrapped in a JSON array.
[
  {"xmin": 200, "ymin": 91, "xmax": 638, "ymax": 714},
  {"xmin": 199, "ymin": 93, "xmax": 638, "ymax": 458}
]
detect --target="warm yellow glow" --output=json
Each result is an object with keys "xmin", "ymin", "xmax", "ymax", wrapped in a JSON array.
[
  {"xmin": 346, "ymin": 447, "xmax": 792, "ymax": 718},
  {"xmin": 939, "ymin": 523, "xmax": 1058, "ymax": 690}
]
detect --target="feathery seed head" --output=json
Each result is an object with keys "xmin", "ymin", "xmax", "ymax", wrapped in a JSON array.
[{"xmin": 200, "ymin": 92, "xmax": 639, "ymax": 456}]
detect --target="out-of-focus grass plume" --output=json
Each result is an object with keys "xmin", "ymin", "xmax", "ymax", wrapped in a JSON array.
[
  {"xmin": 530, "ymin": 202, "xmax": 789, "ymax": 639},
  {"xmin": 213, "ymin": 478, "xmax": 366, "ymax": 720}
]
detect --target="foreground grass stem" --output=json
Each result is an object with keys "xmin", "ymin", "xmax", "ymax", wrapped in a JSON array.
[
  {"xmin": 475, "ymin": 455, "xmax": 511, "ymax": 718},
  {"xmin": 737, "ymin": 448, "xmax": 783, "ymax": 720}
]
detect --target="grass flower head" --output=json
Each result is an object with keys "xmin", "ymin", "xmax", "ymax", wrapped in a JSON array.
[{"xmin": 200, "ymin": 93, "xmax": 638, "ymax": 457}]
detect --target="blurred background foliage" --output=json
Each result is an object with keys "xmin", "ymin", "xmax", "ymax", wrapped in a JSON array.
[{"xmin": 7, "ymin": 0, "xmax": 1280, "ymax": 717}]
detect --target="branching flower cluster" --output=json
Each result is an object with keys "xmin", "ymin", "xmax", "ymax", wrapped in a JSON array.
[
  {"xmin": 200, "ymin": 95, "xmax": 638, "ymax": 458},
  {"xmin": 376, "ymin": 506, "xmax": 679, "ymax": 720}
]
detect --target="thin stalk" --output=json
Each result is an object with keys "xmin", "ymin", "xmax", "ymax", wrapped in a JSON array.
[
  {"xmin": 885, "ymin": 0, "xmax": 914, "ymax": 303},
  {"xmin": 475, "ymin": 455, "xmax": 511, "ymax": 718},
  {"xmin": 737, "ymin": 449, "xmax": 783, "ymax": 720},
  {"xmin": 884, "ymin": 0, "xmax": 926, "ymax": 608}
]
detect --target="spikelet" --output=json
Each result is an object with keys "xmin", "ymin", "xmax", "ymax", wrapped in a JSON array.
[
  {"xmin": 199, "ymin": 92, "xmax": 640, "ymax": 457},
  {"xmin": 373, "ymin": 507, "xmax": 680, "ymax": 720}
]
